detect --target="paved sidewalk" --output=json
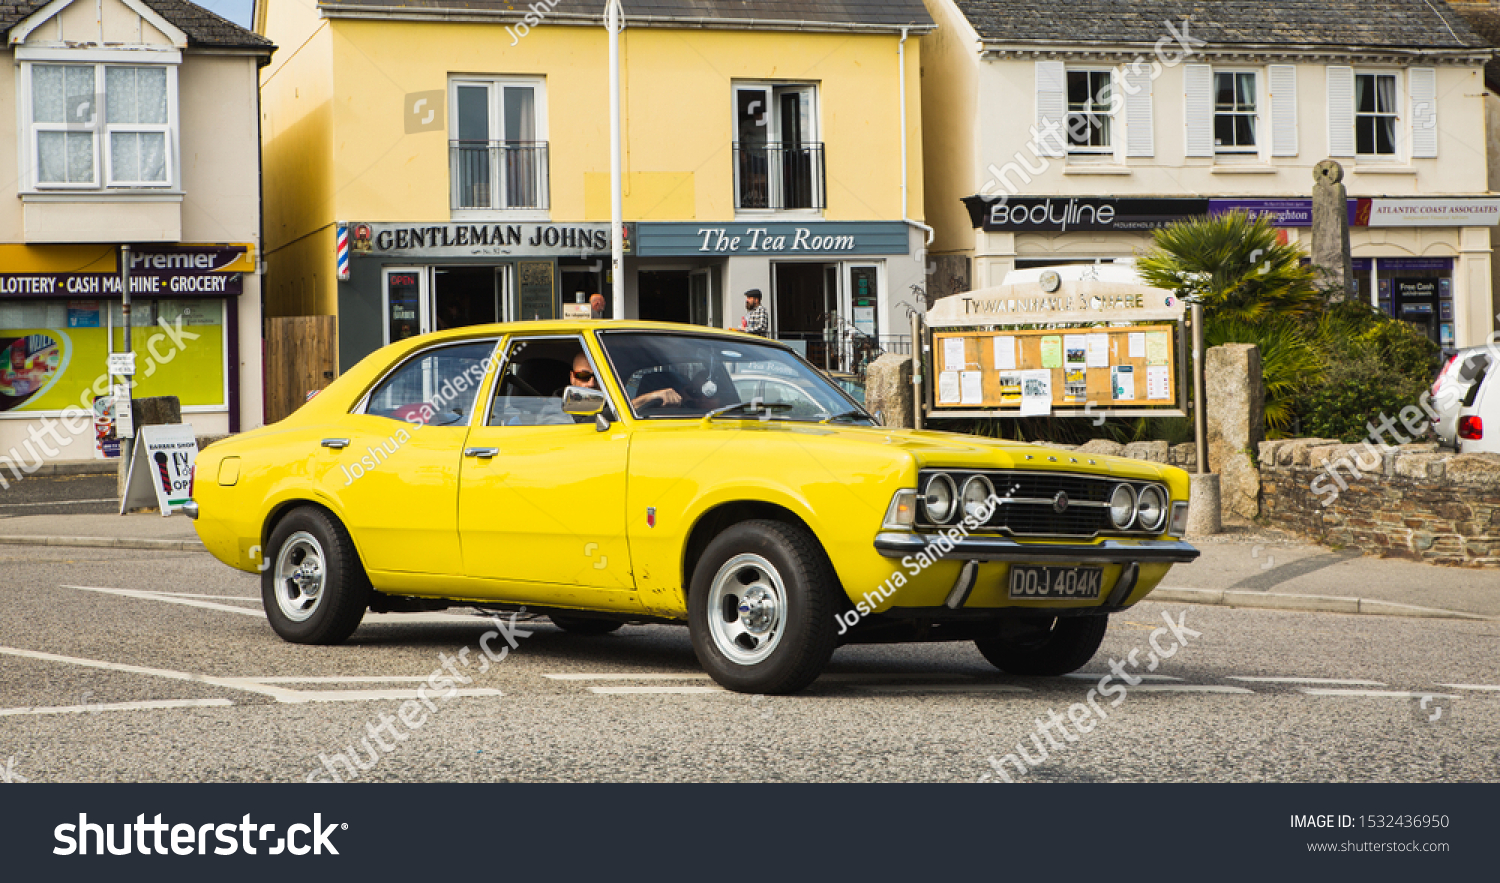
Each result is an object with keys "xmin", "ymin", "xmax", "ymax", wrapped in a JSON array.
[{"xmin": 1, "ymin": 512, "xmax": 1496, "ymax": 619}]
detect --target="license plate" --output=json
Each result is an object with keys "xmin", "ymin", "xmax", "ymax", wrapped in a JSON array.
[{"xmin": 1008, "ymin": 566, "xmax": 1103, "ymax": 600}]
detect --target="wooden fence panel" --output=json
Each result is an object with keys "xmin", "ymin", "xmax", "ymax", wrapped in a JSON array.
[{"xmin": 265, "ymin": 315, "xmax": 338, "ymax": 424}]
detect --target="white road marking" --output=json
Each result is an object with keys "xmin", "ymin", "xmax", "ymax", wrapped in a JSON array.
[
  {"xmin": 1437, "ymin": 684, "xmax": 1500, "ymax": 692},
  {"xmin": 61, "ymin": 584, "xmax": 264, "ymax": 617},
  {"xmin": 545, "ymin": 673, "xmax": 713, "ymax": 681},
  {"xmin": 242, "ymin": 688, "xmax": 504, "ymax": 702},
  {"xmin": 1300, "ymin": 689, "xmax": 1460, "ymax": 699},
  {"xmin": 0, "ymin": 498, "xmax": 118, "ymax": 508},
  {"xmin": 0, "ymin": 646, "xmax": 501, "ymax": 705},
  {"xmin": 1125, "ymin": 685, "xmax": 1255, "ymax": 694},
  {"xmin": 818, "ymin": 673, "xmax": 971, "ymax": 682},
  {"xmin": 148, "ymin": 592, "xmax": 260, "ymax": 602},
  {"xmin": 852, "ymin": 684, "xmax": 1032, "ymax": 693},
  {"xmin": 1229, "ymin": 676, "xmax": 1387, "ymax": 686},
  {"xmin": 250, "ymin": 676, "xmax": 433, "ymax": 684},
  {"xmin": 588, "ymin": 686, "xmax": 726, "ymax": 695},
  {"xmin": 1064, "ymin": 673, "xmax": 1182, "ymax": 681},
  {"xmin": 58, "ymin": 585, "xmax": 512, "ymax": 626},
  {"xmin": 0, "ymin": 698, "xmax": 233, "ymax": 717}
]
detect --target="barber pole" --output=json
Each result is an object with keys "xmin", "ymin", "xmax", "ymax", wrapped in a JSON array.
[{"xmin": 336, "ymin": 224, "xmax": 350, "ymax": 280}]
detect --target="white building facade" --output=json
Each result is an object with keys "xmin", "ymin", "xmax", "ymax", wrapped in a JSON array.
[{"xmin": 922, "ymin": 0, "xmax": 1497, "ymax": 348}]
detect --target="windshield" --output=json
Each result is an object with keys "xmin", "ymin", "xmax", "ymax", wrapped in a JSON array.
[{"xmin": 598, "ymin": 331, "xmax": 872, "ymax": 423}]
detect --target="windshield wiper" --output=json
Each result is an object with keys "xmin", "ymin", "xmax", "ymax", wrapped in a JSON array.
[
  {"xmin": 705, "ymin": 399, "xmax": 795, "ymax": 421},
  {"xmin": 819, "ymin": 409, "xmax": 870, "ymax": 424}
]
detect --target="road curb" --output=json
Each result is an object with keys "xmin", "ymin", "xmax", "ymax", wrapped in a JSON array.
[
  {"xmin": 0, "ymin": 535, "xmax": 205, "ymax": 552},
  {"xmin": 1152, "ymin": 588, "xmax": 1492, "ymax": 621}
]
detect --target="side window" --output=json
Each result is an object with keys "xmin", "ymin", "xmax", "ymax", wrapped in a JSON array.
[
  {"xmin": 365, "ymin": 341, "xmax": 496, "ymax": 426},
  {"xmin": 486, "ymin": 337, "xmax": 605, "ymax": 426}
]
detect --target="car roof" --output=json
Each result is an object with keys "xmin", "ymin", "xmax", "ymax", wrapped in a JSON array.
[{"xmin": 411, "ymin": 320, "xmax": 780, "ymax": 347}]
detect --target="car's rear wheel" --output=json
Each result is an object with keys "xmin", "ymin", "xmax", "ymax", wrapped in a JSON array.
[
  {"xmin": 688, "ymin": 520, "xmax": 838, "ymax": 695},
  {"xmin": 974, "ymin": 615, "xmax": 1108, "ymax": 676},
  {"xmin": 262, "ymin": 506, "xmax": 371, "ymax": 644},
  {"xmin": 549, "ymin": 614, "xmax": 624, "ymax": 635}
]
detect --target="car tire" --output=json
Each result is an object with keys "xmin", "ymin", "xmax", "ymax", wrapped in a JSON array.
[
  {"xmin": 549, "ymin": 614, "xmax": 624, "ymax": 635},
  {"xmin": 974, "ymin": 615, "xmax": 1108, "ymax": 676},
  {"xmin": 688, "ymin": 519, "xmax": 838, "ymax": 695},
  {"xmin": 261, "ymin": 506, "xmax": 371, "ymax": 645}
]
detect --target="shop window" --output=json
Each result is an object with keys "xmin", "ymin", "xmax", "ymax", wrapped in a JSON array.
[
  {"xmin": 732, "ymin": 83, "xmax": 824, "ymax": 211},
  {"xmin": 0, "ymin": 298, "xmax": 223, "ymax": 416},
  {"xmin": 450, "ymin": 77, "xmax": 548, "ymax": 213},
  {"xmin": 24, "ymin": 62, "xmax": 175, "ymax": 190}
]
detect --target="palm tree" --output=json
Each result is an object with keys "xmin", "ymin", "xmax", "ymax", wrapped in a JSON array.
[
  {"xmin": 1136, "ymin": 209, "xmax": 1323, "ymax": 323},
  {"xmin": 1136, "ymin": 210, "xmax": 1325, "ymax": 438}
]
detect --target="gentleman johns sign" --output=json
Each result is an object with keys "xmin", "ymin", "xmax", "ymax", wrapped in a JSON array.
[{"xmin": 350, "ymin": 222, "xmax": 613, "ymax": 257}]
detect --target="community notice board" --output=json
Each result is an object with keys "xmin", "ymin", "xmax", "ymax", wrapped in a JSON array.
[{"xmin": 931, "ymin": 326, "xmax": 1177, "ymax": 415}]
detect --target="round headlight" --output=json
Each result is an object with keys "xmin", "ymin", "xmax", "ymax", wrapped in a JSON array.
[
  {"xmin": 961, "ymin": 475, "xmax": 995, "ymax": 522},
  {"xmin": 1136, "ymin": 485, "xmax": 1167, "ymax": 532},
  {"xmin": 1108, "ymin": 484, "xmax": 1137, "ymax": 529},
  {"xmin": 924, "ymin": 473, "xmax": 957, "ymax": 523}
]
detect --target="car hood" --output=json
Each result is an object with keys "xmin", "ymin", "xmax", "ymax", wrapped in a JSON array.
[{"xmin": 789, "ymin": 424, "xmax": 1172, "ymax": 479}]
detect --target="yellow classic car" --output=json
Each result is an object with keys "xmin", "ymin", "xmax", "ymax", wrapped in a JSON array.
[{"xmin": 187, "ymin": 321, "xmax": 1199, "ymax": 694}]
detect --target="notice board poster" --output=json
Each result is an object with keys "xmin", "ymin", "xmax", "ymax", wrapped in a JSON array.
[
  {"xmin": 518, "ymin": 260, "xmax": 556, "ymax": 321},
  {"xmin": 931, "ymin": 325, "xmax": 1177, "ymax": 410}
]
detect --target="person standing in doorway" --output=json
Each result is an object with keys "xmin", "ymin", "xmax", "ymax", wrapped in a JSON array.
[{"xmin": 739, "ymin": 289, "xmax": 769, "ymax": 337}]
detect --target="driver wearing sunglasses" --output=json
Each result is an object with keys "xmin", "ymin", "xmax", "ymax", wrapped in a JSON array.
[{"xmin": 570, "ymin": 351, "xmax": 681, "ymax": 411}]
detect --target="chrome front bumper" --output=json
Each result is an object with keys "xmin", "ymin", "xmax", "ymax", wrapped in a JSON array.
[
  {"xmin": 180, "ymin": 500, "xmax": 199, "ymax": 520},
  {"xmin": 873, "ymin": 533, "xmax": 1200, "ymax": 565}
]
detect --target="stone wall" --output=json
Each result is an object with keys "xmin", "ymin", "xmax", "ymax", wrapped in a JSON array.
[{"xmin": 1259, "ymin": 439, "xmax": 1500, "ymax": 567}]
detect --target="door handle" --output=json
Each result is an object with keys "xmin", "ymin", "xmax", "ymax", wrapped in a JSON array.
[
  {"xmin": 321, "ymin": 438, "xmax": 350, "ymax": 450},
  {"xmin": 464, "ymin": 447, "xmax": 500, "ymax": 459}
]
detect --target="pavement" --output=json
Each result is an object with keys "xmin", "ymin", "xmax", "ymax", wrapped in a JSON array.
[{"xmin": 0, "ymin": 506, "xmax": 1495, "ymax": 621}]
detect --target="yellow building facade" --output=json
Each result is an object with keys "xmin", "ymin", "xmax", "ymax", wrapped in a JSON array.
[{"xmin": 259, "ymin": 1, "xmax": 934, "ymax": 373}]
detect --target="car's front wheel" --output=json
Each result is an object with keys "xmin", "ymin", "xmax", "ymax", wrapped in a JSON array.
[
  {"xmin": 262, "ymin": 506, "xmax": 371, "ymax": 644},
  {"xmin": 974, "ymin": 615, "xmax": 1108, "ymax": 676},
  {"xmin": 688, "ymin": 520, "xmax": 838, "ymax": 694}
]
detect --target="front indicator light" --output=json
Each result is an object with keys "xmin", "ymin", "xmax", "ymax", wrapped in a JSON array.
[
  {"xmin": 1108, "ymin": 484, "xmax": 1137, "ymax": 529},
  {"xmin": 1168, "ymin": 501, "xmax": 1190, "ymax": 537},
  {"xmin": 883, "ymin": 489, "xmax": 918, "ymax": 529},
  {"xmin": 1136, "ymin": 485, "xmax": 1167, "ymax": 532},
  {"xmin": 923, "ymin": 473, "xmax": 957, "ymax": 523}
]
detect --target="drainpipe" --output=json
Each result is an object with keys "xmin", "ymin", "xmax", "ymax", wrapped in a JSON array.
[
  {"xmin": 607, "ymin": 0, "xmax": 625, "ymax": 320},
  {"xmin": 898, "ymin": 27, "xmax": 934, "ymax": 252}
]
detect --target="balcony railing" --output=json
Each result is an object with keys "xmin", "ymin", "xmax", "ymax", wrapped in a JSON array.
[
  {"xmin": 450, "ymin": 140, "xmax": 550, "ymax": 211},
  {"xmin": 734, "ymin": 141, "xmax": 826, "ymax": 211}
]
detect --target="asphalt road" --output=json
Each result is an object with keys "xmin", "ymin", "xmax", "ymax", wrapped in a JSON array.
[
  {"xmin": 1, "ymin": 547, "xmax": 1496, "ymax": 784},
  {"xmin": 0, "ymin": 473, "xmax": 117, "ymax": 517}
]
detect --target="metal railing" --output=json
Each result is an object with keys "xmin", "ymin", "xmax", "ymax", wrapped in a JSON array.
[
  {"xmin": 450, "ymin": 140, "xmax": 550, "ymax": 210},
  {"xmin": 733, "ymin": 142, "xmax": 826, "ymax": 211},
  {"xmin": 778, "ymin": 324, "xmax": 911, "ymax": 378}
]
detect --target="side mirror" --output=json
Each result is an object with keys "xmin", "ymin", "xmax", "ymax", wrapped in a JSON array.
[{"xmin": 562, "ymin": 385, "xmax": 607, "ymax": 417}]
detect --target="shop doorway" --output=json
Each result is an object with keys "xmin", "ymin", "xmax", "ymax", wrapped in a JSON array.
[
  {"xmin": 772, "ymin": 262, "xmax": 883, "ymax": 372},
  {"xmin": 637, "ymin": 270, "xmax": 692, "ymax": 323},
  {"xmin": 434, "ymin": 266, "xmax": 501, "ymax": 331},
  {"xmin": 384, "ymin": 265, "xmax": 516, "ymax": 345}
]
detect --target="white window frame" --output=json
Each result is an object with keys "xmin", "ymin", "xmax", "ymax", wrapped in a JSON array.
[
  {"xmin": 19, "ymin": 56, "xmax": 179, "ymax": 192},
  {"xmin": 731, "ymin": 80, "xmax": 823, "ymax": 215},
  {"xmin": 1354, "ymin": 70, "xmax": 1402, "ymax": 161},
  {"xmin": 1065, "ymin": 68, "xmax": 1117, "ymax": 159},
  {"xmin": 1212, "ymin": 69, "xmax": 1261, "ymax": 156},
  {"xmin": 448, "ymin": 75, "xmax": 548, "ymax": 219}
]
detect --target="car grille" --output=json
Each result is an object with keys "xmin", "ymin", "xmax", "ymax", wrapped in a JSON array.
[{"xmin": 917, "ymin": 470, "xmax": 1156, "ymax": 539}]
